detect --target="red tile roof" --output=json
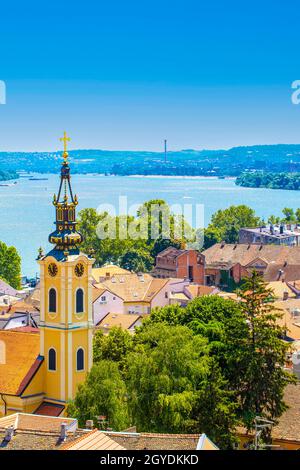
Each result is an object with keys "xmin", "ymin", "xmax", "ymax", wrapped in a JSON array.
[{"xmin": 34, "ymin": 402, "xmax": 65, "ymax": 417}]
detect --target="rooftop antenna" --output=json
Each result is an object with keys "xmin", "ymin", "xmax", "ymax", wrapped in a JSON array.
[{"xmin": 164, "ymin": 139, "xmax": 167, "ymax": 163}]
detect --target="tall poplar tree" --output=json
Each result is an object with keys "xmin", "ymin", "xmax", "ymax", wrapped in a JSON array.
[{"xmin": 236, "ymin": 271, "xmax": 296, "ymax": 430}]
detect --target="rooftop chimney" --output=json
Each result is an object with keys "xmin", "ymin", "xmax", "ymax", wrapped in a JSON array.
[
  {"xmin": 4, "ymin": 425, "xmax": 14, "ymax": 442},
  {"xmin": 60, "ymin": 423, "xmax": 67, "ymax": 441},
  {"xmin": 283, "ymin": 290, "xmax": 289, "ymax": 301},
  {"xmin": 85, "ymin": 420, "xmax": 94, "ymax": 430}
]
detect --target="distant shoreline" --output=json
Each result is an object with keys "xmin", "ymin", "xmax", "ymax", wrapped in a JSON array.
[
  {"xmin": 21, "ymin": 172, "xmax": 237, "ymax": 180},
  {"xmin": 126, "ymin": 175, "xmax": 236, "ymax": 180}
]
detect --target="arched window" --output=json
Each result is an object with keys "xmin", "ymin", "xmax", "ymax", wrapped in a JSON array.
[
  {"xmin": 49, "ymin": 288, "xmax": 57, "ymax": 313},
  {"xmin": 77, "ymin": 348, "xmax": 84, "ymax": 371},
  {"xmin": 0, "ymin": 340, "xmax": 6, "ymax": 365},
  {"xmin": 76, "ymin": 288, "xmax": 84, "ymax": 313},
  {"xmin": 48, "ymin": 348, "xmax": 56, "ymax": 371},
  {"xmin": 57, "ymin": 207, "xmax": 63, "ymax": 221},
  {"xmin": 68, "ymin": 208, "xmax": 75, "ymax": 221}
]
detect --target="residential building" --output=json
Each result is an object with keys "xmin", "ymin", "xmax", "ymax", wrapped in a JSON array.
[
  {"xmin": 203, "ymin": 243, "xmax": 300, "ymax": 287},
  {"xmin": 0, "ymin": 413, "xmax": 218, "ymax": 451},
  {"xmin": 238, "ymin": 384, "xmax": 300, "ymax": 450},
  {"xmin": 184, "ymin": 284, "xmax": 219, "ymax": 299},
  {"xmin": 92, "ymin": 265, "xmax": 131, "ymax": 283},
  {"xmin": 0, "ymin": 279, "xmax": 19, "ymax": 299},
  {"xmin": 63, "ymin": 429, "xmax": 218, "ymax": 451},
  {"xmin": 0, "ymin": 299, "xmax": 40, "ymax": 330},
  {"xmin": 94, "ymin": 273, "xmax": 190, "ymax": 315},
  {"xmin": 239, "ymin": 225, "xmax": 300, "ymax": 246},
  {"xmin": 152, "ymin": 247, "xmax": 205, "ymax": 283},
  {"xmin": 0, "ymin": 413, "xmax": 84, "ymax": 450},
  {"xmin": 92, "ymin": 286, "xmax": 123, "ymax": 325},
  {"xmin": 96, "ymin": 313, "xmax": 142, "ymax": 334}
]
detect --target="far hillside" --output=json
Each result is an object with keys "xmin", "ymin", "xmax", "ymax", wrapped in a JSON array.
[{"xmin": 1, "ymin": 144, "xmax": 300, "ymax": 177}]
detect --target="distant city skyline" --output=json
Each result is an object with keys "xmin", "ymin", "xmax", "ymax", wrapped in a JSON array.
[{"xmin": 0, "ymin": 0, "xmax": 300, "ymax": 151}]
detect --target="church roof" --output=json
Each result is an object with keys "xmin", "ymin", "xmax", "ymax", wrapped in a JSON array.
[{"xmin": 0, "ymin": 330, "xmax": 43, "ymax": 395}]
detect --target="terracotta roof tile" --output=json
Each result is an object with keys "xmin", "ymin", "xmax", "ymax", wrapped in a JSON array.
[
  {"xmin": 92, "ymin": 265, "xmax": 130, "ymax": 282},
  {"xmin": 0, "ymin": 331, "xmax": 42, "ymax": 395},
  {"xmin": 97, "ymin": 313, "xmax": 142, "ymax": 331},
  {"xmin": 98, "ymin": 274, "xmax": 168, "ymax": 303},
  {"xmin": 0, "ymin": 413, "xmax": 76, "ymax": 433},
  {"xmin": 62, "ymin": 429, "xmax": 126, "ymax": 450},
  {"xmin": 105, "ymin": 431, "xmax": 201, "ymax": 450},
  {"xmin": 34, "ymin": 402, "xmax": 65, "ymax": 417},
  {"xmin": 185, "ymin": 284, "xmax": 217, "ymax": 298}
]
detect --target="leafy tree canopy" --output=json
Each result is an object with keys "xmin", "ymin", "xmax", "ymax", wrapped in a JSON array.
[{"xmin": 0, "ymin": 240, "xmax": 21, "ymax": 289}]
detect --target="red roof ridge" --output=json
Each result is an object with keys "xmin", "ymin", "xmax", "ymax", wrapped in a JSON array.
[{"xmin": 60, "ymin": 428, "xmax": 97, "ymax": 450}]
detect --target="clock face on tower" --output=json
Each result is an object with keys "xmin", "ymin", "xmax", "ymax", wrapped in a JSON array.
[
  {"xmin": 75, "ymin": 262, "xmax": 84, "ymax": 277},
  {"xmin": 48, "ymin": 263, "xmax": 58, "ymax": 277}
]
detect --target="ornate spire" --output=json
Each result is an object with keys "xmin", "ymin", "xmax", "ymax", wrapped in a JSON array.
[{"xmin": 48, "ymin": 132, "xmax": 83, "ymax": 253}]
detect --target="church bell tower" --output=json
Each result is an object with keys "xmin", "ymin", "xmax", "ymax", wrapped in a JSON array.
[{"xmin": 38, "ymin": 132, "xmax": 94, "ymax": 405}]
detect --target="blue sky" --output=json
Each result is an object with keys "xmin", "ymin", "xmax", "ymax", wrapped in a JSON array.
[{"xmin": 0, "ymin": 0, "xmax": 300, "ymax": 151}]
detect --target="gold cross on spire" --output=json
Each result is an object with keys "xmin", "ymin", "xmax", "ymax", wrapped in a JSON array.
[{"xmin": 59, "ymin": 131, "xmax": 71, "ymax": 160}]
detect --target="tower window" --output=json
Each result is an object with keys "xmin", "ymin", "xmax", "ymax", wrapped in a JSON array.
[
  {"xmin": 77, "ymin": 348, "xmax": 84, "ymax": 371},
  {"xmin": 76, "ymin": 288, "xmax": 84, "ymax": 313},
  {"xmin": 68, "ymin": 208, "xmax": 75, "ymax": 221},
  {"xmin": 49, "ymin": 288, "xmax": 57, "ymax": 313},
  {"xmin": 57, "ymin": 208, "xmax": 63, "ymax": 221},
  {"xmin": 48, "ymin": 348, "xmax": 56, "ymax": 371}
]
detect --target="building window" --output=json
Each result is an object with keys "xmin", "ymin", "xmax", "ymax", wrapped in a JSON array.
[
  {"xmin": 77, "ymin": 348, "xmax": 84, "ymax": 371},
  {"xmin": 188, "ymin": 266, "xmax": 194, "ymax": 281},
  {"xmin": 76, "ymin": 289, "xmax": 84, "ymax": 313},
  {"xmin": 49, "ymin": 288, "xmax": 57, "ymax": 313},
  {"xmin": 48, "ymin": 348, "xmax": 56, "ymax": 371}
]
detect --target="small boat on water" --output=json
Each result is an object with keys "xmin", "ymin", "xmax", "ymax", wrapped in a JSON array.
[
  {"xmin": 29, "ymin": 177, "xmax": 49, "ymax": 181},
  {"xmin": 0, "ymin": 181, "xmax": 17, "ymax": 187}
]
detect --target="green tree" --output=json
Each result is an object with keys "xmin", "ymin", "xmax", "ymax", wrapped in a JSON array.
[
  {"xmin": 93, "ymin": 327, "xmax": 134, "ymax": 368},
  {"xmin": 127, "ymin": 323, "xmax": 238, "ymax": 448},
  {"xmin": 268, "ymin": 215, "xmax": 281, "ymax": 225},
  {"xmin": 67, "ymin": 360, "xmax": 130, "ymax": 430},
  {"xmin": 235, "ymin": 271, "xmax": 296, "ymax": 429},
  {"xmin": 204, "ymin": 205, "xmax": 261, "ymax": 247},
  {"xmin": 281, "ymin": 207, "xmax": 296, "ymax": 223},
  {"xmin": 150, "ymin": 236, "xmax": 183, "ymax": 259},
  {"xmin": 0, "ymin": 241, "xmax": 21, "ymax": 289},
  {"xmin": 120, "ymin": 248, "xmax": 153, "ymax": 272},
  {"xmin": 77, "ymin": 200, "xmax": 194, "ymax": 272},
  {"xmin": 203, "ymin": 226, "xmax": 222, "ymax": 248},
  {"xmin": 148, "ymin": 288, "xmax": 295, "ymax": 432}
]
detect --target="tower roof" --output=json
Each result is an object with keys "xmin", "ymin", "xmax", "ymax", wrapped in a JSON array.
[{"xmin": 47, "ymin": 132, "xmax": 83, "ymax": 257}]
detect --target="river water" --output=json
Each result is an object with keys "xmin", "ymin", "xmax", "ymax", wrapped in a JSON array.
[{"xmin": 0, "ymin": 174, "xmax": 298, "ymax": 276}]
